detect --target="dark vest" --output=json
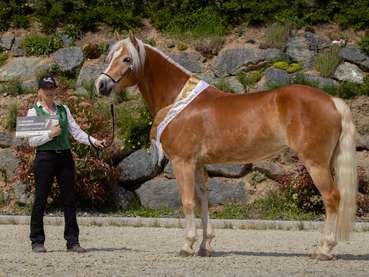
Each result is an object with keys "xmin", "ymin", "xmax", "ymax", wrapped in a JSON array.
[{"xmin": 33, "ymin": 104, "xmax": 72, "ymax": 151}]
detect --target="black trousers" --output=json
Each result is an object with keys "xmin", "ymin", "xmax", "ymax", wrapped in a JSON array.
[{"xmin": 30, "ymin": 150, "xmax": 79, "ymax": 248}]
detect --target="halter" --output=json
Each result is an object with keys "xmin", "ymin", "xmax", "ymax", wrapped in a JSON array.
[{"xmin": 101, "ymin": 64, "xmax": 134, "ymax": 84}]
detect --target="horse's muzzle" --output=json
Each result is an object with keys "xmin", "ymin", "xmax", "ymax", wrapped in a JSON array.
[{"xmin": 95, "ymin": 75, "xmax": 113, "ymax": 97}]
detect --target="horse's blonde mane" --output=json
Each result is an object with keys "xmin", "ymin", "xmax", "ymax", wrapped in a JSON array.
[{"xmin": 108, "ymin": 38, "xmax": 192, "ymax": 75}]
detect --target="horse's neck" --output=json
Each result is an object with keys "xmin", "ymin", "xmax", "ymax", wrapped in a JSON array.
[{"xmin": 137, "ymin": 46, "xmax": 190, "ymax": 117}]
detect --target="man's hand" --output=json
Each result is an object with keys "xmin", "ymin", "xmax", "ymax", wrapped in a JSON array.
[
  {"xmin": 94, "ymin": 139, "xmax": 106, "ymax": 148},
  {"xmin": 49, "ymin": 124, "xmax": 61, "ymax": 138}
]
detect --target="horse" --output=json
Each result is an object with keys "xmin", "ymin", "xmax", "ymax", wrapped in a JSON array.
[{"xmin": 95, "ymin": 32, "xmax": 357, "ymax": 260}]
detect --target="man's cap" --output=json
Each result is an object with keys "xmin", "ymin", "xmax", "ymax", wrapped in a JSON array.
[{"xmin": 38, "ymin": 76, "xmax": 57, "ymax": 89}]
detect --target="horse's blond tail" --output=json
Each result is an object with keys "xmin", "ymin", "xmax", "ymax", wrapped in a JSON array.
[{"xmin": 331, "ymin": 97, "xmax": 357, "ymax": 241}]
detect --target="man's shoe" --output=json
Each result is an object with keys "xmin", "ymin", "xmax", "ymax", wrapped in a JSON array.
[
  {"xmin": 67, "ymin": 244, "xmax": 87, "ymax": 253},
  {"xmin": 32, "ymin": 244, "xmax": 47, "ymax": 253}
]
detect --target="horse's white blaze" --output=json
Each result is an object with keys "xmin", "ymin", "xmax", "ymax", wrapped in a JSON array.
[{"xmin": 105, "ymin": 47, "xmax": 123, "ymax": 73}]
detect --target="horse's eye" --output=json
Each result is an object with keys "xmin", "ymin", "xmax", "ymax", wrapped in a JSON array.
[{"xmin": 123, "ymin": 57, "xmax": 132, "ymax": 63}]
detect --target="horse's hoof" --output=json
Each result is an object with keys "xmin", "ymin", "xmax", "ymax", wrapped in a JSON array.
[
  {"xmin": 178, "ymin": 249, "xmax": 194, "ymax": 257},
  {"xmin": 197, "ymin": 248, "xmax": 213, "ymax": 257}
]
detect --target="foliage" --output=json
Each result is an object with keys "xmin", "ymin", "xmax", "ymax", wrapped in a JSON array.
[
  {"xmin": 314, "ymin": 46, "xmax": 341, "ymax": 78},
  {"xmin": 113, "ymin": 90, "xmax": 128, "ymax": 104},
  {"xmin": 238, "ymin": 70, "xmax": 262, "ymax": 91},
  {"xmin": 176, "ymin": 42, "xmax": 188, "ymax": 51},
  {"xmin": 214, "ymin": 79, "xmax": 234, "ymax": 93},
  {"xmin": 5, "ymin": 102, "xmax": 19, "ymax": 130},
  {"xmin": 272, "ymin": 61, "xmax": 289, "ymax": 70},
  {"xmin": 15, "ymin": 90, "xmax": 117, "ymax": 208},
  {"xmin": 276, "ymin": 162, "xmax": 323, "ymax": 213},
  {"xmin": 1, "ymin": 1, "xmax": 369, "ymax": 35},
  {"xmin": 263, "ymin": 23, "xmax": 290, "ymax": 49},
  {"xmin": 359, "ymin": 35, "xmax": 369, "ymax": 56},
  {"xmin": 0, "ymin": 51, "xmax": 8, "ymax": 67},
  {"xmin": 0, "ymin": 80, "xmax": 33, "ymax": 96},
  {"xmin": 116, "ymin": 106, "xmax": 153, "ymax": 150},
  {"xmin": 193, "ymin": 37, "xmax": 224, "ymax": 58},
  {"xmin": 21, "ymin": 34, "xmax": 63, "ymax": 56},
  {"xmin": 286, "ymin": 63, "xmax": 302, "ymax": 73}
]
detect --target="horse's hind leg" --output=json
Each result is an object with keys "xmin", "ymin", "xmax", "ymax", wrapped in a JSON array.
[
  {"xmin": 172, "ymin": 159, "xmax": 198, "ymax": 256},
  {"xmin": 304, "ymin": 162, "xmax": 340, "ymax": 260},
  {"xmin": 194, "ymin": 167, "xmax": 215, "ymax": 257}
]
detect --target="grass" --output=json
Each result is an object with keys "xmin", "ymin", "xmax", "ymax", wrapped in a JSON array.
[
  {"xmin": 212, "ymin": 190, "xmax": 321, "ymax": 221},
  {"xmin": 0, "ymin": 51, "xmax": 8, "ymax": 66},
  {"xmin": 5, "ymin": 102, "xmax": 19, "ymax": 130},
  {"xmin": 21, "ymin": 34, "xmax": 63, "ymax": 56},
  {"xmin": 314, "ymin": 46, "xmax": 341, "ymax": 77},
  {"xmin": 263, "ymin": 23, "xmax": 290, "ymax": 49},
  {"xmin": 214, "ymin": 79, "xmax": 234, "ymax": 93},
  {"xmin": 0, "ymin": 79, "xmax": 33, "ymax": 96}
]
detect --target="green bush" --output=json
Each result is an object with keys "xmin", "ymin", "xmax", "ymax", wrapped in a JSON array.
[
  {"xmin": 272, "ymin": 61, "xmax": 289, "ymax": 70},
  {"xmin": 21, "ymin": 34, "xmax": 63, "ymax": 56},
  {"xmin": 263, "ymin": 23, "xmax": 290, "ymax": 49},
  {"xmin": 214, "ymin": 79, "xmax": 234, "ymax": 93},
  {"xmin": 238, "ymin": 70, "xmax": 262, "ymax": 91},
  {"xmin": 0, "ymin": 80, "xmax": 32, "ymax": 96},
  {"xmin": 359, "ymin": 35, "xmax": 369, "ymax": 56},
  {"xmin": 314, "ymin": 46, "xmax": 341, "ymax": 77},
  {"xmin": 5, "ymin": 102, "xmax": 18, "ymax": 130},
  {"xmin": 286, "ymin": 63, "xmax": 302, "ymax": 73},
  {"xmin": 0, "ymin": 51, "xmax": 7, "ymax": 66}
]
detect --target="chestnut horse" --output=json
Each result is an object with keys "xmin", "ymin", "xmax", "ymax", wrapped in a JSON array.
[{"xmin": 95, "ymin": 33, "xmax": 357, "ymax": 260}]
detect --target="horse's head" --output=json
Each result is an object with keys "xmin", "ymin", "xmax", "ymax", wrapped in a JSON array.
[{"xmin": 95, "ymin": 32, "xmax": 145, "ymax": 97}]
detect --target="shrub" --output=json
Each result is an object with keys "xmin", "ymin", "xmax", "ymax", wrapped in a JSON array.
[
  {"xmin": 0, "ymin": 80, "xmax": 32, "ymax": 96},
  {"xmin": 11, "ymin": 14, "xmax": 30, "ymax": 29},
  {"xmin": 359, "ymin": 35, "xmax": 369, "ymax": 56},
  {"xmin": 214, "ymin": 79, "xmax": 234, "ymax": 93},
  {"xmin": 0, "ymin": 51, "xmax": 8, "ymax": 67},
  {"xmin": 263, "ymin": 23, "xmax": 290, "ymax": 49},
  {"xmin": 238, "ymin": 70, "xmax": 262, "ymax": 91},
  {"xmin": 272, "ymin": 61, "xmax": 289, "ymax": 70},
  {"xmin": 314, "ymin": 46, "xmax": 341, "ymax": 77},
  {"xmin": 286, "ymin": 63, "xmax": 302, "ymax": 73},
  {"xmin": 21, "ymin": 34, "xmax": 63, "ymax": 56},
  {"xmin": 5, "ymin": 102, "xmax": 18, "ymax": 130}
]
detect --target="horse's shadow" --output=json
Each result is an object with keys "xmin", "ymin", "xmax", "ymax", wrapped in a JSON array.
[
  {"xmin": 212, "ymin": 251, "xmax": 369, "ymax": 261},
  {"xmin": 47, "ymin": 247, "xmax": 144, "ymax": 253}
]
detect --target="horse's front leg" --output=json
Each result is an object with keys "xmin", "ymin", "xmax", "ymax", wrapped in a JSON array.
[
  {"xmin": 195, "ymin": 167, "xmax": 215, "ymax": 257},
  {"xmin": 172, "ymin": 159, "xmax": 198, "ymax": 256}
]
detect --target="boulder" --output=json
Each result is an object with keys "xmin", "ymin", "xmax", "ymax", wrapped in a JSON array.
[
  {"xmin": 252, "ymin": 160, "xmax": 286, "ymax": 180},
  {"xmin": 163, "ymin": 161, "xmax": 175, "ymax": 179},
  {"xmin": 334, "ymin": 62, "xmax": 364, "ymax": 84},
  {"xmin": 206, "ymin": 163, "xmax": 251, "ymax": 178},
  {"xmin": 264, "ymin": 68, "xmax": 291, "ymax": 87},
  {"xmin": 223, "ymin": 76, "xmax": 244, "ymax": 94},
  {"xmin": 110, "ymin": 184, "xmax": 135, "ymax": 210},
  {"xmin": 170, "ymin": 51, "xmax": 203, "ymax": 73},
  {"xmin": 339, "ymin": 46, "xmax": 369, "ymax": 70},
  {"xmin": 76, "ymin": 59, "xmax": 108, "ymax": 87},
  {"xmin": 136, "ymin": 177, "xmax": 247, "ymax": 209},
  {"xmin": 0, "ymin": 32, "xmax": 15, "ymax": 50},
  {"xmin": 0, "ymin": 132, "xmax": 13, "ymax": 148},
  {"xmin": 0, "ymin": 57, "xmax": 51, "ymax": 90},
  {"xmin": 0, "ymin": 148, "xmax": 19, "ymax": 180},
  {"xmin": 213, "ymin": 47, "xmax": 282, "ymax": 77},
  {"xmin": 302, "ymin": 74, "xmax": 339, "ymax": 88},
  {"xmin": 286, "ymin": 35, "xmax": 315, "ymax": 68},
  {"xmin": 117, "ymin": 147, "xmax": 162, "ymax": 187},
  {"xmin": 10, "ymin": 37, "xmax": 25, "ymax": 57},
  {"xmin": 52, "ymin": 47, "xmax": 84, "ymax": 72},
  {"xmin": 13, "ymin": 181, "xmax": 32, "ymax": 206},
  {"xmin": 303, "ymin": 32, "xmax": 331, "ymax": 51}
]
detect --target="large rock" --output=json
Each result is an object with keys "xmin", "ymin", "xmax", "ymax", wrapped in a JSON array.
[
  {"xmin": 10, "ymin": 37, "xmax": 26, "ymax": 57},
  {"xmin": 170, "ymin": 52, "xmax": 203, "ymax": 73},
  {"xmin": 339, "ymin": 46, "xmax": 369, "ymax": 70},
  {"xmin": 117, "ymin": 147, "xmax": 162, "ymax": 186},
  {"xmin": 13, "ymin": 181, "xmax": 32, "ymax": 206},
  {"xmin": 252, "ymin": 160, "xmax": 286, "ymax": 180},
  {"xmin": 286, "ymin": 35, "xmax": 315, "ymax": 69},
  {"xmin": 163, "ymin": 161, "xmax": 175, "ymax": 179},
  {"xmin": 76, "ymin": 60, "xmax": 108, "ymax": 87},
  {"xmin": 264, "ymin": 68, "xmax": 291, "ymax": 87},
  {"xmin": 206, "ymin": 163, "xmax": 251, "ymax": 178},
  {"xmin": 223, "ymin": 76, "xmax": 244, "ymax": 94},
  {"xmin": 110, "ymin": 184, "xmax": 135, "ymax": 210},
  {"xmin": 0, "ymin": 57, "xmax": 51, "ymax": 90},
  {"xmin": 303, "ymin": 32, "xmax": 331, "ymax": 51},
  {"xmin": 213, "ymin": 47, "xmax": 282, "ymax": 77},
  {"xmin": 0, "ymin": 132, "xmax": 13, "ymax": 148},
  {"xmin": 334, "ymin": 62, "xmax": 364, "ymax": 84},
  {"xmin": 0, "ymin": 32, "xmax": 15, "ymax": 50},
  {"xmin": 53, "ymin": 47, "xmax": 84, "ymax": 72},
  {"xmin": 357, "ymin": 151, "xmax": 369, "ymax": 192},
  {"xmin": 0, "ymin": 148, "xmax": 19, "ymax": 180},
  {"xmin": 302, "ymin": 74, "xmax": 339, "ymax": 88},
  {"xmin": 136, "ymin": 177, "xmax": 247, "ymax": 209}
]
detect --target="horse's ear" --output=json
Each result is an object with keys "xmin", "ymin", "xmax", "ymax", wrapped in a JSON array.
[{"xmin": 129, "ymin": 30, "xmax": 138, "ymax": 48}]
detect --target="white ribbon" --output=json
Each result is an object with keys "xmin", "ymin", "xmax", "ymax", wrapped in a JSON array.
[{"xmin": 153, "ymin": 80, "xmax": 209, "ymax": 165}]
